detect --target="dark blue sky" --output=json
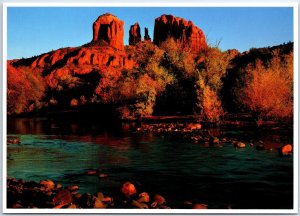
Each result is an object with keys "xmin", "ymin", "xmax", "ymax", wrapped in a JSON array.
[{"xmin": 7, "ymin": 7, "xmax": 293, "ymax": 59}]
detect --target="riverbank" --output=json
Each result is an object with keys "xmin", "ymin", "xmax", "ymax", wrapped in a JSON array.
[{"xmin": 7, "ymin": 177, "xmax": 207, "ymax": 209}]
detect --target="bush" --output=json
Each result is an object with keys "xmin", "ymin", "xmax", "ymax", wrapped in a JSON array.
[
  {"xmin": 239, "ymin": 51, "xmax": 293, "ymax": 120},
  {"xmin": 7, "ymin": 64, "xmax": 45, "ymax": 115}
]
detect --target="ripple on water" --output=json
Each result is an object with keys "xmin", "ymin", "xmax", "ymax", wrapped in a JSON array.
[{"xmin": 7, "ymin": 122, "xmax": 293, "ymax": 209}]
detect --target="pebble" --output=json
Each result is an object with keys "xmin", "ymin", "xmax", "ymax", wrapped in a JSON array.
[
  {"xmin": 86, "ymin": 170, "xmax": 97, "ymax": 175},
  {"xmin": 193, "ymin": 203, "xmax": 208, "ymax": 209},
  {"xmin": 98, "ymin": 173, "xmax": 108, "ymax": 178}
]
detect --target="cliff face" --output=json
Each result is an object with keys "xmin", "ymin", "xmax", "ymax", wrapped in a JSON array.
[
  {"xmin": 153, "ymin": 14, "xmax": 207, "ymax": 54},
  {"xmin": 28, "ymin": 46, "xmax": 134, "ymax": 72},
  {"xmin": 129, "ymin": 23, "xmax": 141, "ymax": 45},
  {"xmin": 92, "ymin": 13, "xmax": 124, "ymax": 50}
]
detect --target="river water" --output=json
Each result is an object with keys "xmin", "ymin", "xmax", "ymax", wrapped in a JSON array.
[{"xmin": 7, "ymin": 117, "xmax": 293, "ymax": 209}]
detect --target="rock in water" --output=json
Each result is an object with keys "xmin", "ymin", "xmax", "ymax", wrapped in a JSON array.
[
  {"xmin": 98, "ymin": 173, "xmax": 108, "ymax": 178},
  {"xmin": 153, "ymin": 14, "xmax": 207, "ymax": 54},
  {"xmin": 86, "ymin": 170, "xmax": 97, "ymax": 175},
  {"xmin": 7, "ymin": 136, "xmax": 21, "ymax": 144},
  {"xmin": 234, "ymin": 142, "xmax": 246, "ymax": 148},
  {"xmin": 121, "ymin": 182, "xmax": 137, "ymax": 197},
  {"xmin": 93, "ymin": 13, "xmax": 124, "ymax": 50},
  {"xmin": 279, "ymin": 144, "xmax": 292, "ymax": 156},
  {"xmin": 129, "ymin": 22, "xmax": 141, "ymax": 45},
  {"xmin": 210, "ymin": 137, "xmax": 219, "ymax": 145}
]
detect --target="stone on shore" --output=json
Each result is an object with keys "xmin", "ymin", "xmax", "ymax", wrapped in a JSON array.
[
  {"xmin": 53, "ymin": 189, "xmax": 73, "ymax": 206},
  {"xmin": 39, "ymin": 179, "xmax": 55, "ymax": 191}
]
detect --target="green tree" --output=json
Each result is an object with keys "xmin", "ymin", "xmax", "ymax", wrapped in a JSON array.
[{"xmin": 196, "ymin": 47, "xmax": 234, "ymax": 121}]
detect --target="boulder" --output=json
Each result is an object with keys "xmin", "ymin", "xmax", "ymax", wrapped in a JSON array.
[
  {"xmin": 66, "ymin": 185, "xmax": 79, "ymax": 194},
  {"xmin": 39, "ymin": 179, "xmax": 55, "ymax": 191},
  {"xmin": 121, "ymin": 182, "xmax": 137, "ymax": 197},
  {"xmin": 53, "ymin": 189, "xmax": 73, "ymax": 206},
  {"xmin": 153, "ymin": 194, "xmax": 166, "ymax": 206},
  {"xmin": 93, "ymin": 13, "xmax": 124, "ymax": 50},
  {"xmin": 93, "ymin": 196, "xmax": 106, "ymax": 208},
  {"xmin": 137, "ymin": 192, "xmax": 150, "ymax": 203},
  {"xmin": 279, "ymin": 144, "xmax": 292, "ymax": 156},
  {"xmin": 129, "ymin": 22, "xmax": 141, "ymax": 45},
  {"xmin": 153, "ymin": 14, "xmax": 207, "ymax": 54}
]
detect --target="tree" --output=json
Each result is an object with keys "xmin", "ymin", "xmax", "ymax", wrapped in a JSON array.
[
  {"xmin": 7, "ymin": 64, "xmax": 45, "ymax": 115},
  {"xmin": 115, "ymin": 41, "xmax": 174, "ymax": 118},
  {"xmin": 196, "ymin": 47, "xmax": 234, "ymax": 121},
  {"xmin": 239, "ymin": 51, "xmax": 293, "ymax": 120}
]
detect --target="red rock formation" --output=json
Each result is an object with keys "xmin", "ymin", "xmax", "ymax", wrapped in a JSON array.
[
  {"xmin": 27, "ymin": 46, "xmax": 135, "ymax": 73},
  {"xmin": 153, "ymin": 14, "xmax": 207, "ymax": 54},
  {"xmin": 129, "ymin": 23, "xmax": 141, "ymax": 45},
  {"xmin": 92, "ymin": 13, "xmax": 124, "ymax": 50},
  {"xmin": 144, "ymin": 28, "xmax": 151, "ymax": 41}
]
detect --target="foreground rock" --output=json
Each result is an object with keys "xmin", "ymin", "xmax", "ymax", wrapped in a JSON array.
[{"xmin": 7, "ymin": 178, "xmax": 174, "ymax": 209}]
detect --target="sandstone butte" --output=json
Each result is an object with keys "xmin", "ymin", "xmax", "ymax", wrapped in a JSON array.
[
  {"xmin": 153, "ymin": 14, "xmax": 207, "ymax": 54},
  {"xmin": 8, "ymin": 13, "xmax": 135, "ymax": 89},
  {"xmin": 8, "ymin": 13, "xmax": 208, "ymax": 90},
  {"xmin": 93, "ymin": 13, "xmax": 124, "ymax": 50},
  {"xmin": 129, "ymin": 22, "xmax": 141, "ymax": 45},
  {"xmin": 144, "ymin": 28, "xmax": 151, "ymax": 41}
]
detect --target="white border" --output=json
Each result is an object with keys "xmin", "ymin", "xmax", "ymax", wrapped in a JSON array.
[{"xmin": 2, "ymin": 1, "xmax": 298, "ymax": 214}]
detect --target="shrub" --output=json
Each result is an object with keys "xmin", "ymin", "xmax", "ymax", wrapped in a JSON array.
[
  {"xmin": 239, "ymin": 51, "xmax": 293, "ymax": 120},
  {"xmin": 7, "ymin": 64, "xmax": 45, "ymax": 115}
]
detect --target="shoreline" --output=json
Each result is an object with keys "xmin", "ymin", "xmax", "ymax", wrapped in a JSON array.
[{"xmin": 7, "ymin": 177, "xmax": 207, "ymax": 209}]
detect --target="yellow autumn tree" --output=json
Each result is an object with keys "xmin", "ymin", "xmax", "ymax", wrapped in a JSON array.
[
  {"xmin": 196, "ymin": 46, "xmax": 234, "ymax": 122},
  {"xmin": 240, "ymin": 51, "xmax": 293, "ymax": 120}
]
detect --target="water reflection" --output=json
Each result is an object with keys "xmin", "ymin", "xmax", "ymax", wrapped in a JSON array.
[{"xmin": 7, "ymin": 118, "xmax": 293, "ymax": 209}]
